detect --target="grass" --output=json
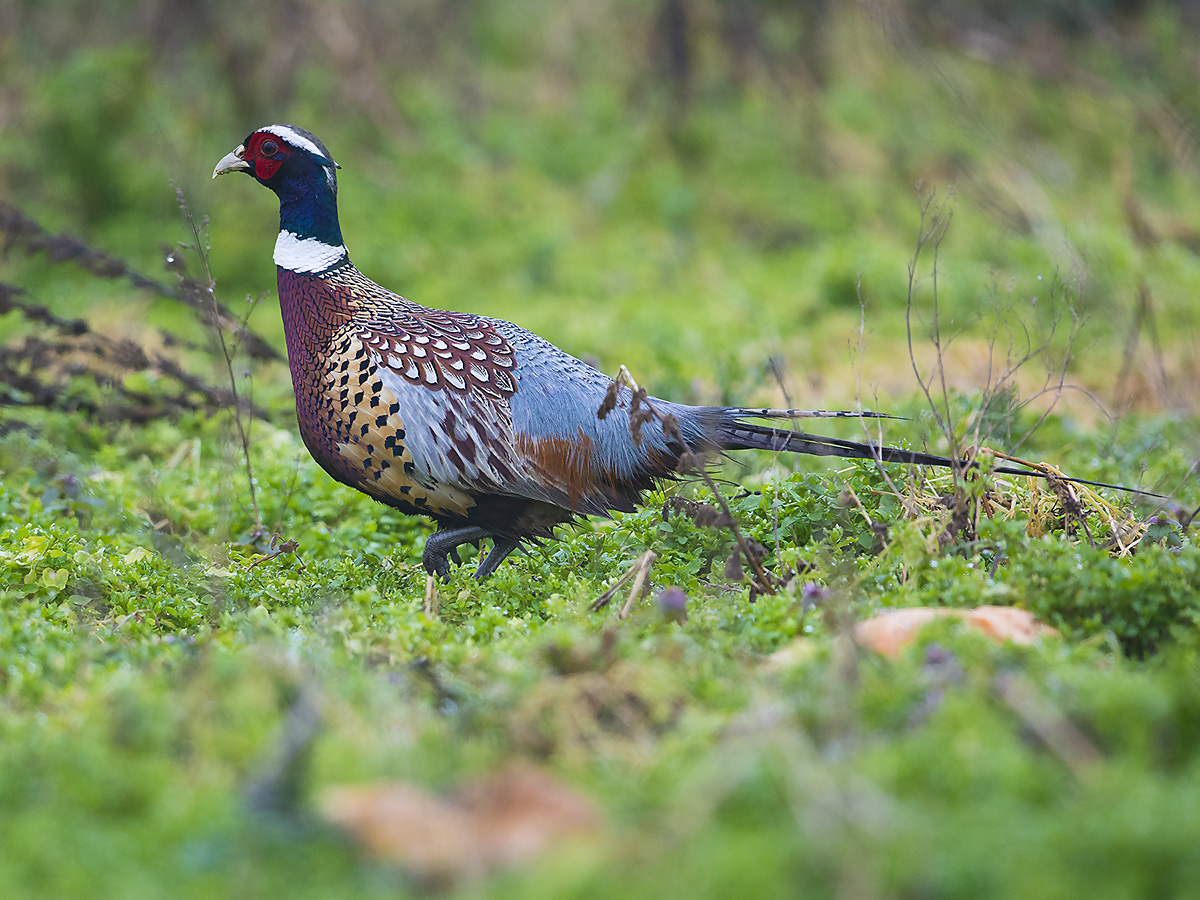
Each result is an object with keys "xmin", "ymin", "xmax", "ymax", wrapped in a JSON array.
[{"xmin": 6, "ymin": 2, "xmax": 1200, "ymax": 897}]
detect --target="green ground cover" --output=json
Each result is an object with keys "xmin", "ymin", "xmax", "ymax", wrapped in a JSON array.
[{"xmin": 5, "ymin": 3, "xmax": 1200, "ymax": 897}]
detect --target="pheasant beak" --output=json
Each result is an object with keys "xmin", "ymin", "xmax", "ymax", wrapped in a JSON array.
[{"xmin": 212, "ymin": 144, "xmax": 250, "ymax": 179}]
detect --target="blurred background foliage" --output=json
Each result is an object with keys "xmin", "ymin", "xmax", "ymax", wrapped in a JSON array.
[
  {"xmin": 8, "ymin": 5, "xmax": 1200, "ymax": 899},
  {"xmin": 6, "ymin": 0, "xmax": 1200, "ymax": 412}
]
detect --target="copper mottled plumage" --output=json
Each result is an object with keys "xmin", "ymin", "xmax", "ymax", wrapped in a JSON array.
[
  {"xmin": 276, "ymin": 266, "xmax": 416, "ymax": 507},
  {"xmin": 277, "ymin": 263, "xmax": 524, "ymax": 524},
  {"xmin": 215, "ymin": 124, "xmax": 1090, "ymax": 581}
]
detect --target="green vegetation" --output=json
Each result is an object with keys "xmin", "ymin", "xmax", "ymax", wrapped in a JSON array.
[{"xmin": 5, "ymin": 2, "xmax": 1200, "ymax": 898}]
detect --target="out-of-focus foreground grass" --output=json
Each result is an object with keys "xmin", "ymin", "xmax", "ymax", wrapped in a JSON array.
[{"xmin": 5, "ymin": 3, "xmax": 1200, "ymax": 898}]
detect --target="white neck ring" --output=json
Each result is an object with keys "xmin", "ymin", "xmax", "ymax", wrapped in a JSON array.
[{"xmin": 274, "ymin": 230, "xmax": 347, "ymax": 274}]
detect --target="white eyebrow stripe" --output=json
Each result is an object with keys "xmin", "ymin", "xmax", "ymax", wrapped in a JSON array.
[
  {"xmin": 263, "ymin": 125, "xmax": 330, "ymax": 161},
  {"xmin": 264, "ymin": 125, "xmax": 339, "ymax": 191}
]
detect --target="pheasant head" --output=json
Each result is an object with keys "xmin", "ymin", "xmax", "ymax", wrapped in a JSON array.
[{"xmin": 214, "ymin": 124, "xmax": 347, "ymax": 273}]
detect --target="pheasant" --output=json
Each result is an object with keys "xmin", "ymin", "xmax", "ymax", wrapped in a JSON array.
[{"xmin": 212, "ymin": 125, "xmax": 1124, "ymax": 580}]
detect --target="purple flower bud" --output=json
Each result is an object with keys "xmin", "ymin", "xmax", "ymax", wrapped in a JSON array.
[
  {"xmin": 657, "ymin": 587, "xmax": 688, "ymax": 623},
  {"xmin": 801, "ymin": 582, "xmax": 829, "ymax": 601},
  {"xmin": 924, "ymin": 642, "xmax": 953, "ymax": 666}
]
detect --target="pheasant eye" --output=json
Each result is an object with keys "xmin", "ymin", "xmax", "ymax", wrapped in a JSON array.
[{"xmin": 261, "ymin": 140, "xmax": 279, "ymax": 156}]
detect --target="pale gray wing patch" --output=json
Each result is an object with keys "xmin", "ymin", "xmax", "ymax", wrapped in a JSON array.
[
  {"xmin": 373, "ymin": 363, "xmax": 514, "ymax": 488},
  {"xmin": 388, "ymin": 358, "xmax": 634, "ymax": 518}
]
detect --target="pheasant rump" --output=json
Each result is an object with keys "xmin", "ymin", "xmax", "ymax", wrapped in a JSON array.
[{"xmin": 211, "ymin": 125, "xmax": 1027, "ymax": 579}]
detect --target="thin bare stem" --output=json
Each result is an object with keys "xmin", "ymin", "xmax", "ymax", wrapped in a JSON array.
[
  {"xmin": 174, "ymin": 185, "xmax": 263, "ymax": 535},
  {"xmin": 905, "ymin": 195, "xmax": 955, "ymax": 453},
  {"xmin": 619, "ymin": 551, "xmax": 658, "ymax": 619},
  {"xmin": 854, "ymin": 281, "xmax": 909, "ymax": 505}
]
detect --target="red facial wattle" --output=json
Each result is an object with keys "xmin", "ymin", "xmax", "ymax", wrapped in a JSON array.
[{"xmin": 246, "ymin": 133, "xmax": 288, "ymax": 180}]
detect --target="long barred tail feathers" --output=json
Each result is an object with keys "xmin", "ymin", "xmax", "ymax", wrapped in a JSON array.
[
  {"xmin": 717, "ymin": 420, "xmax": 959, "ymax": 468},
  {"xmin": 715, "ymin": 419, "xmax": 1162, "ymax": 498},
  {"xmin": 729, "ymin": 407, "xmax": 903, "ymax": 421}
]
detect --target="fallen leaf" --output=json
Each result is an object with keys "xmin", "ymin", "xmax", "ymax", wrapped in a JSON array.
[
  {"xmin": 852, "ymin": 605, "xmax": 1059, "ymax": 658},
  {"xmin": 960, "ymin": 605, "xmax": 1059, "ymax": 645},
  {"xmin": 319, "ymin": 762, "xmax": 598, "ymax": 886}
]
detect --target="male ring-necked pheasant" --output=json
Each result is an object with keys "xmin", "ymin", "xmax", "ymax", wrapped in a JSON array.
[{"xmin": 212, "ymin": 125, "xmax": 1109, "ymax": 579}]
